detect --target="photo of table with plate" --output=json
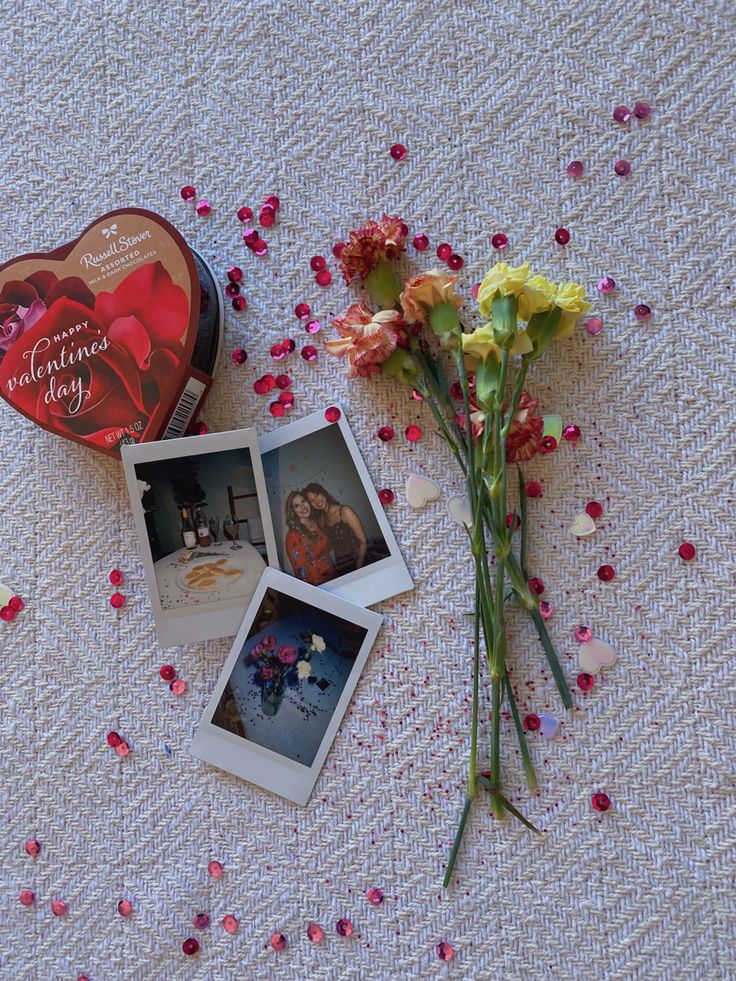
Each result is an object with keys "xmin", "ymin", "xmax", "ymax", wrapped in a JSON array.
[{"xmin": 152, "ymin": 540, "xmax": 265, "ymax": 612}]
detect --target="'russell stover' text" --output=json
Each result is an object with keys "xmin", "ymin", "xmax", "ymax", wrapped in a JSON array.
[
  {"xmin": 4, "ymin": 321, "xmax": 108, "ymax": 415},
  {"xmin": 80, "ymin": 229, "xmax": 152, "ymax": 268}
]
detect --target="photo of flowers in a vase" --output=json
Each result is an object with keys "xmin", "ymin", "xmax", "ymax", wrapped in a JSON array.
[{"xmin": 248, "ymin": 630, "xmax": 327, "ymax": 717}]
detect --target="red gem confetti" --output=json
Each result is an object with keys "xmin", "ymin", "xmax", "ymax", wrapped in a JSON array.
[
  {"xmin": 253, "ymin": 239, "xmax": 269, "ymax": 256},
  {"xmin": 264, "ymin": 194, "xmax": 280, "ymax": 210},
  {"xmin": 554, "ymin": 227, "xmax": 570, "ymax": 245},
  {"xmin": 506, "ymin": 512, "xmax": 521, "ymax": 529},
  {"xmin": 115, "ymin": 740, "xmax": 131, "ymax": 757},
  {"xmin": 236, "ymin": 206, "xmax": 252, "ymax": 222},
  {"xmin": 159, "ymin": 665, "xmax": 176, "ymax": 681},
  {"xmin": 540, "ymin": 435, "xmax": 557, "ymax": 453},
  {"xmin": 591, "ymin": 791, "xmax": 611, "ymax": 812},
  {"xmin": 529, "ymin": 578, "xmax": 545, "ymax": 595},
  {"xmin": 634, "ymin": 101, "xmax": 652, "ymax": 119},
  {"xmin": 305, "ymin": 319, "xmax": 321, "ymax": 334},
  {"xmin": 109, "ymin": 570, "xmax": 123, "ymax": 587},
  {"xmin": 539, "ymin": 600, "xmax": 553, "ymax": 620},
  {"xmin": 190, "ymin": 421, "xmax": 208, "ymax": 436},
  {"xmin": 259, "ymin": 205, "xmax": 275, "ymax": 228},
  {"xmin": 278, "ymin": 391, "xmax": 295, "ymax": 408},
  {"xmin": 118, "ymin": 899, "xmax": 133, "ymax": 917},
  {"xmin": 412, "ymin": 233, "xmax": 429, "ymax": 251},
  {"xmin": 295, "ymin": 302, "xmax": 311, "ymax": 320},
  {"xmin": 577, "ymin": 672, "xmax": 595, "ymax": 692},
  {"xmin": 208, "ymin": 860, "xmax": 223, "ymax": 877},
  {"xmin": 335, "ymin": 918, "xmax": 353, "ymax": 937},
  {"xmin": 301, "ymin": 345, "xmax": 318, "ymax": 361},
  {"xmin": 405, "ymin": 424, "xmax": 422, "ymax": 442},
  {"xmin": 378, "ymin": 489, "xmax": 395, "ymax": 505},
  {"xmin": 614, "ymin": 159, "xmax": 631, "ymax": 176},
  {"xmin": 491, "ymin": 232, "xmax": 508, "ymax": 250},
  {"xmin": 447, "ymin": 254, "xmax": 464, "ymax": 270},
  {"xmin": 525, "ymin": 481, "xmax": 542, "ymax": 498},
  {"xmin": 269, "ymin": 402, "xmax": 286, "ymax": 417},
  {"xmin": 315, "ymin": 269, "xmax": 332, "ymax": 286},
  {"xmin": 436, "ymin": 243, "xmax": 452, "ymax": 261},
  {"xmin": 563, "ymin": 424, "xmax": 581, "ymax": 441},
  {"xmin": 574, "ymin": 625, "xmax": 593, "ymax": 643},
  {"xmin": 222, "ymin": 915, "xmax": 238, "ymax": 934},
  {"xmin": 243, "ymin": 229, "xmax": 259, "ymax": 245},
  {"xmin": 377, "ymin": 426, "xmax": 395, "ymax": 441},
  {"xmin": 523, "ymin": 713, "xmax": 541, "ymax": 732},
  {"xmin": 389, "ymin": 142, "xmax": 407, "ymax": 160},
  {"xmin": 634, "ymin": 303, "xmax": 651, "ymax": 320},
  {"xmin": 270, "ymin": 343, "xmax": 285, "ymax": 361},
  {"xmin": 585, "ymin": 316, "xmax": 603, "ymax": 336},
  {"xmin": 231, "ymin": 348, "xmax": 248, "ymax": 365},
  {"xmin": 366, "ymin": 887, "xmax": 384, "ymax": 905},
  {"xmin": 51, "ymin": 899, "xmax": 68, "ymax": 917},
  {"xmin": 586, "ymin": 501, "xmax": 603, "ymax": 519},
  {"xmin": 182, "ymin": 938, "xmax": 200, "ymax": 956},
  {"xmin": 180, "ymin": 185, "xmax": 196, "ymax": 202},
  {"xmin": 275, "ymin": 374, "xmax": 290, "ymax": 389},
  {"xmin": 9, "ymin": 595, "xmax": 23, "ymax": 612},
  {"xmin": 19, "ymin": 889, "xmax": 35, "ymax": 907},
  {"xmin": 25, "ymin": 838, "xmax": 41, "ymax": 857},
  {"xmin": 195, "ymin": 200, "xmax": 211, "ymax": 217},
  {"xmin": 232, "ymin": 296, "xmax": 247, "ymax": 312},
  {"xmin": 678, "ymin": 542, "xmax": 696, "ymax": 561},
  {"xmin": 332, "ymin": 242, "xmax": 345, "ymax": 258},
  {"xmin": 225, "ymin": 282, "xmax": 241, "ymax": 297},
  {"xmin": 282, "ymin": 338, "xmax": 296, "ymax": 354},
  {"xmin": 107, "ymin": 731, "xmax": 122, "ymax": 747},
  {"xmin": 310, "ymin": 255, "xmax": 326, "ymax": 271},
  {"xmin": 613, "ymin": 104, "xmax": 631, "ymax": 123},
  {"xmin": 170, "ymin": 679, "xmax": 186, "ymax": 695},
  {"xmin": 324, "ymin": 406, "xmax": 341, "ymax": 423},
  {"xmin": 598, "ymin": 276, "xmax": 616, "ymax": 294},
  {"xmin": 566, "ymin": 160, "xmax": 584, "ymax": 178},
  {"xmin": 270, "ymin": 932, "xmax": 287, "ymax": 950},
  {"xmin": 193, "ymin": 913, "xmax": 211, "ymax": 930},
  {"xmin": 437, "ymin": 942, "xmax": 455, "ymax": 961},
  {"xmin": 597, "ymin": 564, "xmax": 616, "ymax": 582},
  {"xmin": 1, "ymin": 605, "xmax": 15, "ymax": 621},
  {"xmin": 307, "ymin": 922, "xmax": 325, "ymax": 943},
  {"xmin": 110, "ymin": 592, "xmax": 125, "ymax": 609}
]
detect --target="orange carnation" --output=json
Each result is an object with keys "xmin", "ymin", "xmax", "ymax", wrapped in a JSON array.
[
  {"xmin": 325, "ymin": 302, "xmax": 403, "ymax": 378},
  {"xmin": 399, "ymin": 269, "xmax": 462, "ymax": 325},
  {"xmin": 339, "ymin": 215, "xmax": 408, "ymax": 284}
]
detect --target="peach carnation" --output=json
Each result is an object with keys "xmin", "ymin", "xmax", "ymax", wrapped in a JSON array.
[
  {"xmin": 325, "ymin": 302, "xmax": 403, "ymax": 378},
  {"xmin": 399, "ymin": 269, "xmax": 462, "ymax": 324},
  {"xmin": 505, "ymin": 390, "xmax": 544, "ymax": 463}
]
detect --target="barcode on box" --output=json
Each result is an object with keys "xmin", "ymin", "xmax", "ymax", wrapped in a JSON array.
[{"xmin": 162, "ymin": 376, "xmax": 207, "ymax": 440}]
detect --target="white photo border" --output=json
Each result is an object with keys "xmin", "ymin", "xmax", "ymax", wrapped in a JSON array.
[
  {"xmin": 190, "ymin": 567, "xmax": 383, "ymax": 805},
  {"xmin": 121, "ymin": 428, "xmax": 279, "ymax": 648},
  {"xmin": 259, "ymin": 406, "xmax": 413, "ymax": 607}
]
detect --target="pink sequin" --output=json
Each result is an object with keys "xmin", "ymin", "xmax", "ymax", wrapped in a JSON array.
[
  {"xmin": 378, "ymin": 426, "xmax": 395, "ymax": 441},
  {"xmin": 236, "ymin": 206, "xmax": 252, "ymax": 223},
  {"xmin": 378, "ymin": 488, "xmax": 395, "ymax": 505},
  {"xmin": 270, "ymin": 343, "xmax": 285, "ymax": 361},
  {"xmin": 208, "ymin": 860, "xmax": 224, "ymax": 877},
  {"xmin": 524, "ymin": 713, "xmax": 541, "ymax": 732},
  {"xmin": 612, "ymin": 104, "xmax": 631, "ymax": 123},
  {"xmin": 270, "ymin": 933, "xmax": 288, "ymax": 950},
  {"xmin": 529, "ymin": 578, "xmax": 545, "ymax": 595},
  {"xmin": 265, "ymin": 195, "xmax": 280, "ymax": 210},
  {"xmin": 436, "ymin": 243, "xmax": 452, "ymax": 261},
  {"xmin": 563, "ymin": 424, "xmax": 581, "ymax": 441},
  {"xmin": 566, "ymin": 160, "xmax": 584, "ymax": 178},
  {"xmin": 232, "ymin": 296, "xmax": 247, "ymax": 312},
  {"xmin": 107, "ymin": 731, "xmax": 122, "ymax": 748},
  {"xmin": 325, "ymin": 407, "xmax": 341, "ymax": 423},
  {"xmin": 259, "ymin": 204, "xmax": 276, "ymax": 226},
  {"xmin": 25, "ymin": 838, "xmax": 42, "ymax": 857},
  {"xmin": 109, "ymin": 570, "xmax": 123, "ymax": 586},
  {"xmin": 193, "ymin": 913, "xmax": 211, "ymax": 930},
  {"xmin": 315, "ymin": 269, "xmax": 332, "ymax": 286},
  {"xmin": 585, "ymin": 317, "xmax": 603, "ymax": 336},
  {"xmin": 301, "ymin": 345, "xmax": 318, "ymax": 361},
  {"xmin": 222, "ymin": 915, "xmax": 238, "ymax": 934},
  {"xmin": 436, "ymin": 942, "xmax": 455, "ymax": 961},
  {"xmin": 367, "ymin": 887, "xmax": 384, "ymax": 905},
  {"xmin": 305, "ymin": 319, "xmax": 321, "ymax": 334},
  {"xmin": 412, "ymin": 233, "xmax": 429, "ymax": 251},
  {"xmin": 597, "ymin": 564, "xmax": 616, "ymax": 582},
  {"xmin": 597, "ymin": 277, "xmax": 616, "ymax": 294},
  {"xmin": 574, "ymin": 625, "xmax": 592, "ymax": 643},
  {"xmin": 51, "ymin": 899, "xmax": 68, "ymax": 917},
  {"xmin": 491, "ymin": 232, "xmax": 508, "ymax": 250},
  {"xmin": 118, "ymin": 899, "xmax": 133, "ymax": 917},
  {"xmin": 110, "ymin": 592, "xmax": 125, "ymax": 609},
  {"xmin": 405, "ymin": 424, "xmax": 422, "ymax": 442},
  {"xmin": 170, "ymin": 679, "xmax": 186, "ymax": 696},
  {"xmin": 278, "ymin": 391, "xmax": 295, "ymax": 408},
  {"xmin": 9, "ymin": 595, "xmax": 23, "ymax": 611},
  {"xmin": 678, "ymin": 542, "xmax": 696, "ymax": 561},
  {"xmin": 307, "ymin": 922, "xmax": 325, "ymax": 943},
  {"xmin": 231, "ymin": 348, "xmax": 248, "ymax": 365},
  {"xmin": 310, "ymin": 255, "xmax": 326, "ymax": 271},
  {"xmin": 577, "ymin": 672, "xmax": 595, "ymax": 692},
  {"xmin": 283, "ymin": 337, "xmax": 296, "ymax": 353},
  {"xmin": 389, "ymin": 143, "xmax": 407, "ymax": 160},
  {"xmin": 585, "ymin": 501, "xmax": 603, "ymax": 519},
  {"xmin": 634, "ymin": 101, "xmax": 651, "ymax": 119},
  {"xmin": 182, "ymin": 938, "xmax": 200, "ymax": 955},
  {"xmin": 447, "ymin": 254, "xmax": 464, "ymax": 270},
  {"xmin": 269, "ymin": 402, "xmax": 286, "ymax": 417},
  {"xmin": 195, "ymin": 200, "xmax": 211, "ymax": 217},
  {"xmin": 159, "ymin": 665, "xmax": 176, "ymax": 681},
  {"xmin": 525, "ymin": 481, "xmax": 542, "ymax": 498},
  {"xmin": 634, "ymin": 304, "xmax": 651, "ymax": 321},
  {"xmin": 1, "ymin": 605, "xmax": 15, "ymax": 621},
  {"xmin": 614, "ymin": 159, "xmax": 631, "ymax": 176},
  {"xmin": 335, "ymin": 918, "xmax": 353, "ymax": 937},
  {"xmin": 180, "ymin": 185, "xmax": 196, "ymax": 202},
  {"xmin": 539, "ymin": 600, "xmax": 553, "ymax": 620},
  {"xmin": 19, "ymin": 889, "xmax": 35, "ymax": 907},
  {"xmin": 554, "ymin": 227, "xmax": 570, "ymax": 245},
  {"xmin": 295, "ymin": 302, "xmax": 311, "ymax": 320},
  {"xmin": 115, "ymin": 740, "xmax": 131, "ymax": 757},
  {"xmin": 591, "ymin": 791, "xmax": 611, "ymax": 812},
  {"xmin": 275, "ymin": 374, "xmax": 290, "ymax": 389}
]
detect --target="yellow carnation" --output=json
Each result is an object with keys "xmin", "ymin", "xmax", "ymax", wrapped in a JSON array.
[
  {"xmin": 554, "ymin": 282, "xmax": 592, "ymax": 338},
  {"xmin": 517, "ymin": 274, "xmax": 556, "ymax": 321},
  {"xmin": 477, "ymin": 262, "xmax": 529, "ymax": 318},
  {"xmin": 461, "ymin": 323, "xmax": 501, "ymax": 362}
]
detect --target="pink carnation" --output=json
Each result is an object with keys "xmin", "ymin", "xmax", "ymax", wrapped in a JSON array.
[
  {"xmin": 261, "ymin": 635, "xmax": 276, "ymax": 651},
  {"xmin": 277, "ymin": 644, "xmax": 297, "ymax": 665},
  {"xmin": 325, "ymin": 303, "xmax": 403, "ymax": 379},
  {"xmin": 506, "ymin": 391, "xmax": 543, "ymax": 463}
]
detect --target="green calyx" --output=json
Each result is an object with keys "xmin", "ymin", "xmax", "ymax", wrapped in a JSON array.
[
  {"xmin": 364, "ymin": 259, "xmax": 401, "ymax": 309},
  {"xmin": 429, "ymin": 300, "xmax": 461, "ymax": 337},
  {"xmin": 524, "ymin": 306, "xmax": 562, "ymax": 361},
  {"xmin": 382, "ymin": 347, "xmax": 419, "ymax": 385},
  {"xmin": 491, "ymin": 294, "xmax": 519, "ymax": 348}
]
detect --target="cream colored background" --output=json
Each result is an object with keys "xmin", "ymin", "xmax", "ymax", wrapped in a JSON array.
[{"xmin": 1, "ymin": 2, "xmax": 735, "ymax": 979}]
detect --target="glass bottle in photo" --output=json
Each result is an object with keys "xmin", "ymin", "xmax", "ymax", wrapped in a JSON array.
[
  {"xmin": 195, "ymin": 505, "xmax": 212, "ymax": 547},
  {"xmin": 223, "ymin": 514, "xmax": 242, "ymax": 550},
  {"xmin": 208, "ymin": 514, "xmax": 220, "ymax": 544},
  {"xmin": 180, "ymin": 507, "xmax": 197, "ymax": 550}
]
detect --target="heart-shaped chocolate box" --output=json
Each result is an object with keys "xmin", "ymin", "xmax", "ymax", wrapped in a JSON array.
[{"xmin": 0, "ymin": 208, "xmax": 208, "ymax": 458}]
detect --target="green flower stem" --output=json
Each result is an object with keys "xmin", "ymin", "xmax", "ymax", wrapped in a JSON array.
[
  {"xmin": 517, "ymin": 466, "xmax": 529, "ymax": 577},
  {"xmin": 415, "ymin": 381, "xmax": 467, "ymax": 477},
  {"xmin": 504, "ymin": 670, "xmax": 538, "ymax": 792},
  {"xmin": 442, "ymin": 794, "xmax": 473, "ymax": 889}
]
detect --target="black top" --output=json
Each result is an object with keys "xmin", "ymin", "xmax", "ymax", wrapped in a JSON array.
[{"xmin": 328, "ymin": 507, "xmax": 360, "ymax": 576}]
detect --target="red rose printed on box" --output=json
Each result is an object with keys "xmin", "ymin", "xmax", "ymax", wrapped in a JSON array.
[{"xmin": 0, "ymin": 261, "xmax": 187, "ymax": 449}]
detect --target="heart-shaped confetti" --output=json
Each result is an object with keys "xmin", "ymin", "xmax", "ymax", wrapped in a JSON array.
[
  {"xmin": 0, "ymin": 582, "xmax": 13, "ymax": 607},
  {"xmin": 570, "ymin": 512, "xmax": 596, "ymax": 536},
  {"xmin": 405, "ymin": 474, "xmax": 441, "ymax": 509},
  {"xmin": 447, "ymin": 496, "xmax": 472, "ymax": 527},
  {"xmin": 542, "ymin": 414, "xmax": 562, "ymax": 443},
  {"xmin": 538, "ymin": 713, "xmax": 560, "ymax": 739},
  {"xmin": 578, "ymin": 638, "xmax": 618, "ymax": 675}
]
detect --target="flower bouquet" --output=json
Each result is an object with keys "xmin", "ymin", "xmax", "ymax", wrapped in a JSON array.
[
  {"xmin": 324, "ymin": 216, "xmax": 591, "ymax": 885},
  {"xmin": 247, "ymin": 632, "xmax": 326, "ymax": 716}
]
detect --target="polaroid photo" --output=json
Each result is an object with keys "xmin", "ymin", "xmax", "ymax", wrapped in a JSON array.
[
  {"xmin": 259, "ymin": 407, "xmax": 413, "ymax": 607},
  {"xmin": 121, "ymin": 428, "xmax": 279, "ymax": 648},
  {"xmin": 191, "ymin": 567, "xmax": 382, "ymax": 804}
]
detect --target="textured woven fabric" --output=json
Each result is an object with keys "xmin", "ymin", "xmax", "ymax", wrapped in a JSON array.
[{"xmin": 1, "ymin": 1, "xmax": 735, "ymax": 979}]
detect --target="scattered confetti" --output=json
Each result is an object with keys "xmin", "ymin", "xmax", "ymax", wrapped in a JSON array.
[
  {"xmin": 405, "ymin": 474, "xmax": 441, "ymax": 509},
  {"xmin": 307, "ymin": 922, "xmax": 325, "ymax": 942},
  {"xmin": 579, "ymin": 637, "xmax": 618, "ymax": 674},
  {"xmin": 591, "ymin": 791, "xmax": 611, "ymax": 812},
  {"xmin": 366, "ymin": 887, "xmax": 384, "ymax": 905},
  {"xmin": 222, "ymin": 915, "xmax": 238, "ymax": 934},
  {"xmin": 180, "ymin": 185, "xmax": 196, "ymax": 202},
  {"xmin": 437, "ymin": 941, "xmax": 455, "ymax": 961},
  {"xmin": 447, "ymin": 496, "xmax": 472, "ymax": 527},
  {"xmin": 25, "ymin": 839, "xmax": 41, "ymax": 857},
  {"xmin": 270, "ymin": 932, "xmax": 288, "ymax": 950},
  {"xmin": 577, "ymin": 672, "xmax": 595, "ymax": 692},
  {"xmin": 597, "ymin": 564, "xmax": 616, "ymax": 582},
  {"xmin": 566, "ymin": 160, "xmax": 584, "ymax": 178},
  {"xmin": 182, "ymin": 938, "xmax": 200, "ymax": 955},
  {"xmin": 335, "ymin": 918, "xmax": 353, "ymax": 937},
  {"xmin": 678, "ymin": 542, "xmax": 696, "ymax": 561},
  {"xmin": 19, "ymin": 889, "xmax": 35, "ymax": 907},
  {"xmin": 570, "ymin": 513, "xmax": 596, "ymax": 537}
]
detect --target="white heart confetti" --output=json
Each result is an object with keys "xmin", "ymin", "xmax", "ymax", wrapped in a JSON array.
[
  {"xmin": 578, "ymin": 638, "xmax": 618, "ymax": 675},
  {"xmin": 0, "ymin": 582, "xmax": 13, "ymax": 607},
  {"xmin": 447, "ymin": 496, "xmax": 472, "ymax": 527},
  {"xmin": 570, "ymin": 512, "xmax": 596, "ymax": 536},
  {"xmin": 405, "ymin": 474, "xmax": 441, "ymax": 510},
  {"xmin": 539, "ymin": 713, "xmax": 560, "ymax": 739}
]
